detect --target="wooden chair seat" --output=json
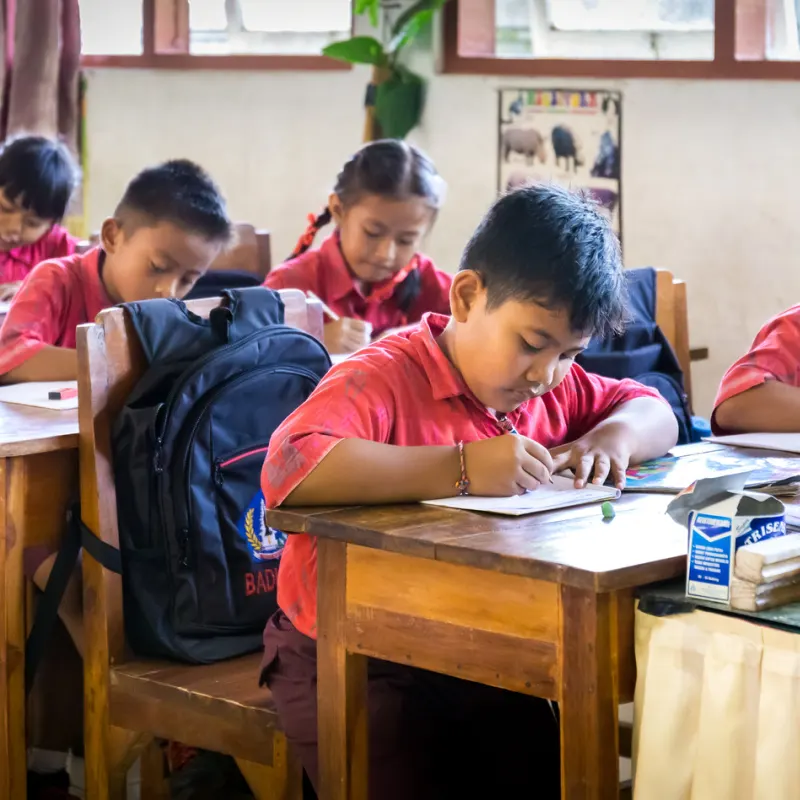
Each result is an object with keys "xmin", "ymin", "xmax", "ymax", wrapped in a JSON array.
[{"xmin": 109, "ymin": 654, "xmax": 277, "ymax": 764}]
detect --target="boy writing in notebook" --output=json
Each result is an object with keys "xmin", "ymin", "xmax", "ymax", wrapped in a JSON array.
[
  {"xmin": 260, "ymin": 184, "xmax": 678, "ymax": 798},
  {"xmin": 0, "ymin": 159, "xmax": 230, "ymax": 383},
  {"xmin": 2, "ymin": 159, "xmax": 231, "ymax": 654}
]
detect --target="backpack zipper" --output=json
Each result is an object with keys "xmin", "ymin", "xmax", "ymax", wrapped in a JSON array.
[
  {"xmin": 214, "ymin": 445, "xmax": 271, "ymax": 486},
  {"xmin": 169, "ymin": 364, "xmax": 319, "ymax": 563}
]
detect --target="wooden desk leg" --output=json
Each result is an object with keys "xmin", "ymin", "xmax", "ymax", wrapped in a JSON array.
[
  {"xmin": 559, "ymin": 586, "xmax": 619, "ymax": 800},
  {"xmin": 1, "ymin": 452, "xmax": 77, "ymax": 800},
  {"xmin": 0, "ymin": 459, "xmax": 11, "ymax": 800},
  {"xmin": 317, "ymin": 538, "xmax": 368, "ymax": 800}
]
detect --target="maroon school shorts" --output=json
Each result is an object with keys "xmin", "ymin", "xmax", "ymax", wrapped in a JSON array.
[{"xmin": 260, "ymin": 610, "xmax": 561, "ymax": 800}]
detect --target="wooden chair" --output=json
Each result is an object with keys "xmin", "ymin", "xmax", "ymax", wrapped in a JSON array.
[
  {"xmin": 76, "ymin": 288, "xmax": 322, "ymax": 800},
  {"xmin": 209, "ymin": 223, "xmax": 272, "ymax": 280},
  {"xmin": 654, "ymin": 268, "xmax": 693, "ymax": 409}
]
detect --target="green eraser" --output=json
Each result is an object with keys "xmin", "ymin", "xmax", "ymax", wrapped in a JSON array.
[{"xmin": 601, "ymin": 501, "xmax": 615, "ymax": 519}]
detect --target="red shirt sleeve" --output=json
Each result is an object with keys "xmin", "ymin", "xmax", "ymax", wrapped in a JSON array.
[
  {"xmin": 562, "ymin": 363, "xmax": 667, "ymax": 441},
  {"xmin": 262, "ymin": 356, "xmax": 395, "ymax": 507},
  {"xmin": 406, "ymin": 257, "xmax": 452, "ymax": 320},
  {"xmin": 263, "ymin": 253, "xmax": 318, "ymax": 294},
  {"xmin": 712, "ymin": 309, "xmax": 800, "ymax": 429},
  {"xmin": 0, "ymin": 261, "xmax": 71, "ymax": 374}
]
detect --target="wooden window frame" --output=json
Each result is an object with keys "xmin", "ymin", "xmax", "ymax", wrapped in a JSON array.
[
  {"xmin": 80, "ymin": 0, "xmax": 350, "ymax": 71},
  {"xmin": 444, "ymin": 0, "xmax": 800, "ymax": 80}
]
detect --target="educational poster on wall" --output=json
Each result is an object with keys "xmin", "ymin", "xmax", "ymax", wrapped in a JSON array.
[{"xmin": 498, "ymin": 89, "xmax": 622, "ymax": 240}]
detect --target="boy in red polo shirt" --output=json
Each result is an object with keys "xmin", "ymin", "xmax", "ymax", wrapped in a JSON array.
[
  {"xmin": 0, "ymin": 159, "xmax": 231, "ymax": 383},
  {"xmin": 0, "ymin": 135, "xmax": 81, "ymax": 294},
  {"xmin": 264, "ymin": 140, "xmax": 451, "ymax": 353},
  {"xmin": 260, "ymin": 184, "xmax": 679, "ymax": 798},
  {"xmin": 713, "ymin": 304, "xmax": 800, "ymax": 433}
]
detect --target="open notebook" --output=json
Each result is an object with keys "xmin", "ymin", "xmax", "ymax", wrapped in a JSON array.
[
  {"xmin": 422, "ymin": 475, "xmax": 620, "ymax": 517},
  {"xmin": 0, "ymin": 381, "xmax": 79, "ymax": 410},
  {"xmin": 706, "ymin": 433, "xmax": 800, "ymax": 455}
]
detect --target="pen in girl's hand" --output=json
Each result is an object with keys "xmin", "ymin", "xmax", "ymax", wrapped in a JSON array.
[{"xmin": 306, "ymin": 291, "xmax": 340, "ymax": 322}]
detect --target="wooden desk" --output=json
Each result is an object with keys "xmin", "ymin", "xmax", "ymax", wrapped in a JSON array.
[
  {"xmin": 269, "ymin": 492, "xmax": 688, "ymax": 799},
  {"xmin": 0, "ymin": 403, "xmax": 79, "ymax": 800}
]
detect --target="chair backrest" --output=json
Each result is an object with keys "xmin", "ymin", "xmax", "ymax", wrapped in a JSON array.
[
  {"xmin": 76, "ymin": 289, "xmax": 322, "ymax": 668},
  {"xmin": 85, "ymin": 223, "xmax": 272, "ymax": 278},
  {"xmin": 210, "ymin": 223, "xmax": 272, "ymax": 279},
  {"xmin": 654, "ymin": 269, "xmax": 692, "ymax": 407}
]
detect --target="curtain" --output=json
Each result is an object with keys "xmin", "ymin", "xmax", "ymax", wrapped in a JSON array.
[
  {"xmin": 0, "ymin": 0, "xmax": 81, "ymax": 147},
  {"xmin": 634, "ymin": 606, "xmax": 800, "ymax": 799}
]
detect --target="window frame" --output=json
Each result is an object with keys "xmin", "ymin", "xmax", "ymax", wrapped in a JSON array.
[
  {"xmin": 80, "ymin": 0, "xmax": 351, "ymax": 71},
  {"xmin": 444, "ymin": 0, "xmax": 800, "ymax": 80}
]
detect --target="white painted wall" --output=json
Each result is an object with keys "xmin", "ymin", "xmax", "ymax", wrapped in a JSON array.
[{"xmin": 83, "ymin": 59, "xmax": 800, "ymax": 415}]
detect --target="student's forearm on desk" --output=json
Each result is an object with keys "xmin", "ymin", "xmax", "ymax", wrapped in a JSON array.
[
  {"xmin": 1, "ymin": 346, "xmax": 78, "ymax": 383},
  {"xmin": 715, "ymin": 381, "xmax": 800, "ymax": 433},
  {"xmin": 284, "ymin": 439, "xmax": 461, "ymax": 506}
]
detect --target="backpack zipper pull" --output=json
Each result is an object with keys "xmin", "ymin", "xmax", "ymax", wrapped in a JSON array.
[
  {"xmin": 153, "ymin": 444, "xmax": 164, "ymax": 474},
  {"xmin": 213, "ymin": 461, "xmax": 223, "ymax": 486}
]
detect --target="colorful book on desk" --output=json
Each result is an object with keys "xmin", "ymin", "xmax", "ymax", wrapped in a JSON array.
[
  {"xmin": 422, "ymin": 475, "xmax": 620, "ymax": 516},
  {"xmin": 625, "ymin": 450, "xmax": 800, "ymax": 494}
]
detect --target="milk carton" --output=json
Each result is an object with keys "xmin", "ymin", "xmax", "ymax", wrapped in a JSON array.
[{"xmin": 666, "ymin": 471, "xmax": 786, "ymax": 604}]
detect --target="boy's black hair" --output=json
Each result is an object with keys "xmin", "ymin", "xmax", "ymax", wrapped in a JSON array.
[
  {"xmin": 115, "ymin": 159, "xmax": 231, "ymax": 243},
  {"xmin": 459, "ymin": 183, "xmax": 626, "ymax": 337},
  {"xmin": 0, "ymin": 135, "xmax": 80, "ymax": 221},
  {"xmin": 289, "ymin": 139, "xmax": 445, "ymax": 313}
]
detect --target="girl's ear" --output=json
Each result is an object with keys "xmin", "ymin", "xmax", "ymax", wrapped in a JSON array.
[
  {"xmin": 449, "ymin": 270, "xmax": 485, "ymax": 323},
  {"xmin": 328, "ymin": 193, "xmax": 345, "ymax": 227}
]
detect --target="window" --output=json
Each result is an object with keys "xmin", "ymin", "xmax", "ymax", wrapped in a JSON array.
[
  {"xmin": 496, "ymin": 0, "xmax": 715, "ymax": 61},
  {"xmin": 80, "ymin": 0, "xmax": 352, "ymax": 69},
  {"xmin": 80, "ymin": 0, "xmax": 143, "ymax": 56},
  {"xmin": 447, "ymin": 0, "xmax": 800, "ymax": 78},
  {"xmin": 189, "ymin": 0, "xmax": 352, "ymax": 56}
]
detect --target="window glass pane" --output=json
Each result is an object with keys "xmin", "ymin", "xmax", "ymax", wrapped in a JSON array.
[
  {"xmin": 189, "ymin": 0, "xmax": 352, "ymax": 55},
  {"xmin": 494, "ymin": 0, "xmax": 714, "ymax": 60},
  {"xmin": 749, "ymin": 0, "xmax": 800, "ymax": 61},
  {"xmin": 80, "ymin": 0, "xmax": 143, "ymax": 55}
]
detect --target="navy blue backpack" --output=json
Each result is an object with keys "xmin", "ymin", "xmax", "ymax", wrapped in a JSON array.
[
  {"xmin": 110, "ymin": 287, "xmax": 330, "ymax": 663},
  {"xmin": 576, "ymin": 267, "xmax": 697, "ymax": 445}
]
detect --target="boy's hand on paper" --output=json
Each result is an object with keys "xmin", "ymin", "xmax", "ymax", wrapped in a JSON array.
[
  {"xmin": 323, "ymin": 318, "xmax": 372, "ymax": 354},
  {"xmin": 550, "ymin": 428, "xmax": 631, "ymax": 490},
  {"xmin": 465, "ymin": 434, "xmax": 553, "ymax": 496}
]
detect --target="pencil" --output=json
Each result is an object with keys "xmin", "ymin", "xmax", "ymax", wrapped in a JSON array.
[{"xmin": 306, "ymin": 291, "xmax": 340, "ymax": 322}]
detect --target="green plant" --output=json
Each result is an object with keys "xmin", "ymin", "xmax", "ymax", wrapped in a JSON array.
[{"xmin": 322, "ymin": 0, "xmax": 449, "ymax": 140}]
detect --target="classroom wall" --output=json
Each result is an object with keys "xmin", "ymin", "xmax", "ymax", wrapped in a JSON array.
[{"xmin": 84, "ymin": 61, "xmax": 800, "ymax": 416}]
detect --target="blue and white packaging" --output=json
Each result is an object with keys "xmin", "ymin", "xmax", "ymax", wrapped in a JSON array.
[{"xmin": 666, "ymin": 471, "xmax": 786, "ymax": 604}]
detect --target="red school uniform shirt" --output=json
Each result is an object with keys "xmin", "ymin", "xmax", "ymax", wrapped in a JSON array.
[
  {"xmin": 263, "ymin": 232, "xmax": 452, "ymax": 336},
  {"xmin": 0, "ymin": 225, "xmax": 78, "ymax": 284},
  {"xmin": 262, "ymin": 313, "xmax": 664, "ymax": 639},
  {"xmin": 712, "ymin": 304, "xmax": 800, "ymax": 433},
  {"xmin": 0, "ymin": 247, "xmax": 112, "ymax": 374}
]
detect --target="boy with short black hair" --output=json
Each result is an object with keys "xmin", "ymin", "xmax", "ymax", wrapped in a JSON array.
[
  {"xmin": 0, "ymin": 135, "xmax": 81, "ymax": 290},
  {"xmin": 0, "ymin": 158, "xmax": 231, "ymax": 383},
  {"xmin": 260, "ymin": 183, "xmax": 678, "ymax": 798}
]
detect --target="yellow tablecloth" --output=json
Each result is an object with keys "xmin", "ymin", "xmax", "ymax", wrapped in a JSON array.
[{"xmin": 634, "ymin": 606, "xmax": 800, "ymax": 799}]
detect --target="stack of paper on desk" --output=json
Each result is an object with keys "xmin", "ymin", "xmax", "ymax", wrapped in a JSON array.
[
  {"xmin": 732, "ymin": 534, "xmax": 800, "ymax": 611},
  {"xmin": 422, "ymin": 475, "xmax": 620, "ymax": 517}
]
